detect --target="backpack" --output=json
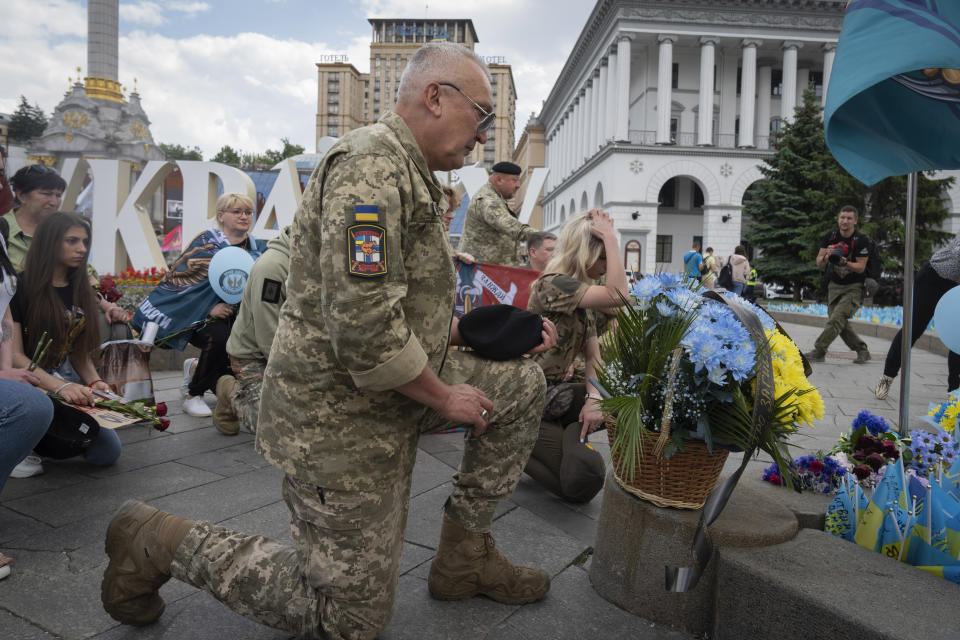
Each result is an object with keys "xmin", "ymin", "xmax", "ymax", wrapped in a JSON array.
[
  {"xmin": 865, "ymin": 238, "xmax": 882, "ymax": 281},
  {"xmin": 717, "ymin": 257, "xmax": 734, "ymax": 290}
]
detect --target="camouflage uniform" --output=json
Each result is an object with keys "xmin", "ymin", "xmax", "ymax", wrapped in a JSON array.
[
  {"xmin": 525, "ymin": 274, "xmax": 605, "ymax": 502},
  {"xmin": 457, "ymin": 181, "xmax": 531, "ymax": 267},
  {"xmin": 225, "ymin": 227, "xmax": 292, "ymax": 434},
  {"xmin": 169, "ymin": 112, "xmax": 546, "ymax": 640}
]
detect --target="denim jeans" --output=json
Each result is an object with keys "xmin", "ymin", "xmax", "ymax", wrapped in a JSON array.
[
  {"xmin": 0, "ymin": 379, "xmax": 53, "ymax": 494},
  {"xmin": 732, "ymin": 281, "xmax": 745, "ymax": 296}
]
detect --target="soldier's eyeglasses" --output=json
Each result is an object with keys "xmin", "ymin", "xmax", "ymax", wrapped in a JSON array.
[{"xmin": 437, "ymin": 82, "xmax": 496, "ymax": 134}]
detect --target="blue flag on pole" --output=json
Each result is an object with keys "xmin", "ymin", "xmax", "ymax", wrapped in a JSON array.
[
  {"xmin": 825, "ymin": 489, "xmax": 857, "ymax": 541},
  {"xmin": 824, "ymin": 0, "xmax": 960, "ymax": 185}
]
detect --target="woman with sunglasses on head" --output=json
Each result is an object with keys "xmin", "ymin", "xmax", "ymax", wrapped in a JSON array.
[
  {"xmin": 132, "ymin": 193, "xmax": 267, "ymax": 417},
  {"xmin": 8, "ymin": 212, "xmax": 122, "ymax": 473},
  {"xmin": 524, "ymin": 209, "xmax": 629, "ymax": 502}
]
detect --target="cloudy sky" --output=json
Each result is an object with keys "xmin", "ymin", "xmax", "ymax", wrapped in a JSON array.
[{"xmin": 1, "ymin": 0, "xmax": 594, "ymax": 158}]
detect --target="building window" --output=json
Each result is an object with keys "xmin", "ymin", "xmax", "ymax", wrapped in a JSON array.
[
  {"xmin": 328, "ymin": 115, "xmax": 339, "ymax": 125},
  {"xmin": 771, "ymin": 69, "xmax": 783, "ymax": 96},
  {"xmin": 375, "ymin": 57, "xmax": 381, "ymax": 67},
  {"xmin": 328, "ymin": 94, "xmax": 339, "ymax": 104},
  {"xmin": 327, "ymin": 83, "xmax": 339, "ymax": 94},
  {"xmin": 328, "ymin": 126, "xmax": 338, "ymax": 136},
  {"xmin": 491, "ymin": 75, "xmax": 497, "ymax": 85},
  {"xmin": 770, "ymin": 117, "xmax": 783, "ymax": 133},
  {"xmin": 670, "ymin": 118, "xmax": 678, "ymax": 142},
  {"xmin": 484, "ymin": 150, "xmax": 495, "ymax": 163},
  {"xmin": 328, "ymin": 105, "xmax": 339, "ymax": 114},
  {"xmin": 672, "ymin": 63, "xmax": 679, "ymax": 89},
  {"xmin": 656, "ymin": 235, "xmax": 673, "ymax": 263},
  {"xmin": 328, "ymin": 72, "xmax": 339, "ymax": 82},
  {"xmin": 810, "ymin": 70, "xmax": 824, "ymax": 97}
]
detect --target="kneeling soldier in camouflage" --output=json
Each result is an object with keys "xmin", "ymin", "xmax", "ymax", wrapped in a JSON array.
[
  {"xmin": 101, "ymin": 42, "xmax": 557, "ymax": 640},
  {"xmin": 213, "ymin": 225, "xmax": 293, "ymax": 435}
]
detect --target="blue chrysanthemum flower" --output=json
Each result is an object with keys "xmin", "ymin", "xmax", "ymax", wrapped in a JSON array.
[
  {"xmin": 656, "ymin": 300, "xmax": 675, "ymax": 317},
  {"xmin": 665, "ymin": 286, "xmax": 699, "ymax": 311},
  {"xmin": 632, "ymin": 275, "xmax": 663, "ymax": 301},
  {"xmin": 658, "ymin": 272, "xmax": 683, "ymax": 289},
  {"xmin": 936, "ymin": 431, "xmax": 953, "ymax": 447},
  {"xmin": 707, "ymin": 365, "xmax": 728, "ymax": 386}
]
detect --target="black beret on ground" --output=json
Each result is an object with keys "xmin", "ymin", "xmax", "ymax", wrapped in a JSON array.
[
  {"xmin": 458, "ymin": 304, "xmax": 544, "ymax": 360},
  {"xmin": 490, "ymin": 161, "xmax": 522, "ymax": 175}
]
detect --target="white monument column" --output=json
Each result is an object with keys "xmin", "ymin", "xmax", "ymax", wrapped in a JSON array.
[
  {"xmin": 756, "ymin": 63, "xmax": 773, "ymax": 147},
  {"xmin": 656, "ymin": 34, "xmax": 678, "ymax": 144},
  {"xmin": 590, "ymin": 68, "xmax": 602, "ymax": 152},
  {"xmin": 582, "ymin": 80, "xmax": 593, "ymax": 160},
  {"xmin": 780, "ymin": 41, "xmax": 802, "ymax": 122},
  {"xmin": 614, "ymin": 35, "xmax": 632, "ymax": 141},
  {"xmin": 719, "ymin": 47, "xmax": 738, "ymax": 146},
  {"xmin": 822, "ymin": 43, "xmax": 837, "ymax": 106},
  {"xmin": 597, "ymin": 59, "xmax": 609, "ymax": 148},
  {"xmin": 697, "ymin": 36, "xmax": 719, "ymax": 146},
  {"xmin": 573, "ymin": 94, "xmax": 583, "ymax": 169},
  {"xmin": 560, "ymin": 112, "xmax": 570, "ymax": 177},
  {"xmin": 605, "ymin": 46, "xmax": 618, "ymax": 142},
  {"xmin": 738, "ymin": 39, "xmax": 761, "ymax": 148}
]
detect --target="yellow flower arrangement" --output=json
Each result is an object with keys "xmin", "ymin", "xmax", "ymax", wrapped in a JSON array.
[{"xmin": 766, "ymin": 329, "xmax": 825, "ymax": 428}]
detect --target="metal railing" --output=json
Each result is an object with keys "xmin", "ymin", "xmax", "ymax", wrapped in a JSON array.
[{"xmin": 624, "ymin": 130, "xmax": 772, "ymax": 151}]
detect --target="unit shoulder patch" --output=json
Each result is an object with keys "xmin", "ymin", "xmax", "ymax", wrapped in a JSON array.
[
  {"xmin": 261, "ymin": 278, "xmax": 282, "ymax": 303},
  {"xmin": 346, "ymin": 224, "xmax": 387, "ymax": 277}
]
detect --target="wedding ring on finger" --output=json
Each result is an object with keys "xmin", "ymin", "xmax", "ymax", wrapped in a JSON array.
[{"xmin": 480, "ymin": 408, "xmax": 489, "ymax": 420}]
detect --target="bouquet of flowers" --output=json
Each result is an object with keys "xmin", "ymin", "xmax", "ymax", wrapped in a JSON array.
[
  {"xmin": 905, "ymin": 427, "xmax": 959, "ymax": 479},
  {"xmin": 597, "ymin": 274, "xmax": 823, "ymax": 498},
  {"xmin": 92, "ymin": 392, "xmax": 170, "ymax": 432},
  {"xmin": 830, "ymin": 410, "xmax": 902, "ymax": 487},
  {"xmin": 762, "ymin": 452, "xmax": 845, "ymax": 493},
  {"xmin": 104, "ymin": 267, "xmax": 166, "ymax": 314},
  {"xmin": 926, "ymin": 391, "xmax": 959, "ymax": 436}
]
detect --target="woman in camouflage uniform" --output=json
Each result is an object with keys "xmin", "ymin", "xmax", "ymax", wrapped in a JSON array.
[{"xmin": 525, "ymin": 210, "xmax": 629, "ymax": 502}]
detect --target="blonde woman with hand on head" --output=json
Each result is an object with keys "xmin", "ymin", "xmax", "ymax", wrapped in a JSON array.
[{"xmin": 525, "ymin": 209, "xmax": 629, "ymax": 502}]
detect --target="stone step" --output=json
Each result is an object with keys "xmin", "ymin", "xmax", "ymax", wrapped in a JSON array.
[{"xmin": 715, "ymin": 528, "xmax": 960, "ymax": 640}]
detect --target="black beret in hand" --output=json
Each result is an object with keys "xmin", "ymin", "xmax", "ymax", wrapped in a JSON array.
[{"xmin": 457, "ymin": 304, "xmax": 544, "ymax": 361}]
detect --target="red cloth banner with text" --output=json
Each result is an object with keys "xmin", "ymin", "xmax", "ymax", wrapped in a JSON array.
[{"xmin": 454, "ymin": 259, "xmax": 539, "ymax": 318}]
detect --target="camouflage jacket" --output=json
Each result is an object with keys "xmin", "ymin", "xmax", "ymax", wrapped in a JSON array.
[
  {"xmin": 457, "ymin": 181, "xmax": 531, "ymax": 266},
  {"xmin": 527, "ymin": 273, "xmax": 597, "ymax": 383},
  {"xmin": 256, "ymin": 111, "xmax": 456, "ymax": 490},
  {"xmin": 226, "ymin": 226, "xmax": 291, "ymax": 362}
]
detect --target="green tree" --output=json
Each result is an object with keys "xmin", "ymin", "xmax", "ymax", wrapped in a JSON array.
[
  {"xmin": 159, "ymin": 142, "xmax": 203, "ymax": 161},
  {"xmin": 261, "ymin": 137, "xmax": 305, "ymax": 167},
  {"xmin": 7, "ymin": 96, "xmax": 48, "ymax": 143},
  {"xmin": 743, "ymin": 87, "xmax": 839, "ymax": 299},
  {"xmin": 211, "ymin": 145, "xmax": 241, "ymax": 167}
]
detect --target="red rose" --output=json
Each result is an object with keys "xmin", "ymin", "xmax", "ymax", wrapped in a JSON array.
[
  {"xmin": 808, "ymin": 460, "xmax": 824, "ymax": 474},
  {"xmin": 853, "ymin": 450, "xmax": 867, "ymax": 462},
  {"xmin": 154, "ymin": 417, "xmax": 170, "ymax": 431},
  {"xmin": 852, "ymin": 464, "xmax": 871, "ymax": 480},
  {"xmin": 155, "ymin": 402, "xmax": 168, "ymax": 417},
  {"xmin": 856, "ymin": 434, "xmax": 880, "ymax": 453},
  {"xmin": 866, "ymin": 452, "xmax": 885, "ymax": 472},
  {"xmin": 769, "ymin": 473, "xmax": 782, "ymax": 486}
]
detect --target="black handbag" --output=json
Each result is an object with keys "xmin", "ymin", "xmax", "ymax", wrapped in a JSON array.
[{"xmin": 34, "ymin": 399, "xmax": 101, "ymax": 459}]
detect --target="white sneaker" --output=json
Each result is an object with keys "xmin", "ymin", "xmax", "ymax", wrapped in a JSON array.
[
  {"xmin": 181, "ymin": 357, "xmax": 198, "ymax": 398},
  {"xmin": 10, "ymin": 454, "xmax": 44, "ymax": 478},
  {"xmin": 182, "ymin": 394, "xmax": 212, "ymax": 417}
]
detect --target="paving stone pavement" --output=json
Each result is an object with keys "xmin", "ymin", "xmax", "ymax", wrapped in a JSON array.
[{"xmin": 0, "ymin": 322, "xmax": 950, "ymax": 639}]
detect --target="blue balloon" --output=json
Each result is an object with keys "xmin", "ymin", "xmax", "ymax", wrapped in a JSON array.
[
  {"xmin": 934, "ymin": 286, "xmax": 960, "ymax": 353},
  {"xmin": 208, "ymin": 246, "xmax": 255, "ymax": 304}
]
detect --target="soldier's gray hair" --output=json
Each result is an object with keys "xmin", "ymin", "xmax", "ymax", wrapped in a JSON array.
[
  {"xmin": 539, "ymin": 213, "xmax": 605, "ymax": 284},
  {"xmin": 398, "ymin": 42, "xmax": 490, "ymax": 103}
]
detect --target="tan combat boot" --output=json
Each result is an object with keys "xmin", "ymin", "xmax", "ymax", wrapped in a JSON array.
[
  {"xmin": 213, "ymin": 375, "xmax": 240, "ymax": 435},
  {"xmin": 427, "ymin": 517, "xmax": 550, "ymax": 605},
  {"xmin": 101, "ymin": 500, "xmax": 195, "ymax": 625}
]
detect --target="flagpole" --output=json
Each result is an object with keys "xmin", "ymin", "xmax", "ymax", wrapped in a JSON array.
[{"xmin": 897, "ymin": 172, "xmax": 918, "ymax": 435}]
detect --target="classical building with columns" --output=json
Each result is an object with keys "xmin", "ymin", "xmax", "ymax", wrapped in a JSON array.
[{"xmin": 539, "ymin": 0, "xmax": 960, "ymax": 274}]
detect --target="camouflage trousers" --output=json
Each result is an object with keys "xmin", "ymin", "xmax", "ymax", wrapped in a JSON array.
[
  {"xmin": 229, "ymin": 355, "xmax": 265, "ymax": 434},
  {"xmin": 169, "ymin": 351, "xmax": 545, "ymax": 640}
]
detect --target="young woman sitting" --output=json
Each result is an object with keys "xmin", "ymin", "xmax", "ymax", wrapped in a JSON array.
[
  {"xmin": 9, "ymin": 212, "xmax": 121, "ymax": 470},
  {"xmin": 525, "ymin": 209, "xmax": 629, "ymax": 502}
]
